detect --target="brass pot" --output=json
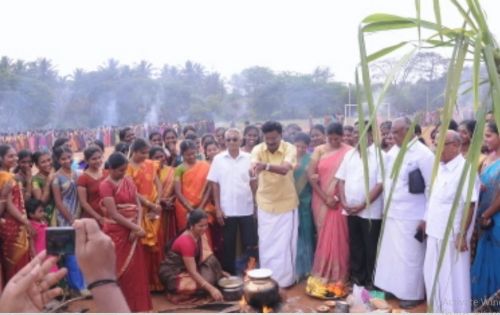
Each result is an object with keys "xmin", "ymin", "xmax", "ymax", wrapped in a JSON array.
[{"xmin": 243, "ymin": 269, "xmax": 280, "ymax": 308}]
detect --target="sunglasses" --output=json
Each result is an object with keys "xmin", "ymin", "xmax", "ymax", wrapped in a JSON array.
[{"xmin": 225, "ymin": 137, "xmax": 239, "ymax": 142}]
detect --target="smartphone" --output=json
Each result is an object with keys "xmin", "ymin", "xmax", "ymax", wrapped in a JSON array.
[
  {"xmin": 414, "ymin": 228, "xmax": 425, "ymax": 243},
  {"xmin": 46, "ymin": 227, "xmax": 75, "ymax": 255}
]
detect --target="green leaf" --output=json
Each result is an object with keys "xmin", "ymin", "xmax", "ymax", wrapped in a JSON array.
[
  {"xmin": 472, "ymin": 32, "xmax": 482, "ymax": 112},
  {"xmin": 415, "ymin": 0, "xmax": 421, "ymax": 40},
  {"xmin": 433, "ymin": 0, "xmax": 443, "ymax": 41},
  {"xmin": 450, "ymin": 0, "xmax": 478, "ymax": 31},
  {"xmin": 367, "ymin": 42, "xmax": 408, "ymax": 63}
]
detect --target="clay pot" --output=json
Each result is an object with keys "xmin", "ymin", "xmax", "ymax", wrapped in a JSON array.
[{"xmin": 243, "ymin": 269, "xmax": 281, "ymax": 308}]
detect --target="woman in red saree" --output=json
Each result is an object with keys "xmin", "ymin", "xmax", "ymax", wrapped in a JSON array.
[
  {"xmin": 126, "ymin": 138, "xmax": 164, "ymax": 291},
  {"xmin": 100, "ymin": 152, "xmax": 152, "ymax": 312},
  {"xmin": 174, "ymin": 140, "xmax": 215, "ymax": 240},
  {"xmin": 0, "ymin": 145, "xmax": 33, "ymax": 283},
  {"xmin": 77, "ymin": 147, "xmax": 107, "ymax": 225},
  {"xmin": 149, "ymin": 146, "xmax": 177, "ymax": 245},
  {"xmin": 308, "ymin": 123, "xmax": 352, "ymax": 283},
  {"xmin": 159, "ymin": 209, "xmax": 225, "ymax": 303}
]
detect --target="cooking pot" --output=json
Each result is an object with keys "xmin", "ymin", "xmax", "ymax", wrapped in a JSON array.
[
  {"xmin": 218, "ymin": 276, "xmax": 244, "ymax": 301},
  {"xmin": 243, "ymin": 268, "xmax": 281, "ymax": 308}
]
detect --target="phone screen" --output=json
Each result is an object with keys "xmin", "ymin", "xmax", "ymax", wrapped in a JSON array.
[{"xmin": 46, "ymin": 227, "xmax": 76, "ymax": 255}]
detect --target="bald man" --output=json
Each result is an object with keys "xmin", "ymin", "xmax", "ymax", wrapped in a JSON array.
[
  {"xmin": 374, "ymin": 117, "xmax": 434, "ymax": 309},
  {"xmin": 423, "ymin": 130, "xmax": 479, "ymax": 312}
]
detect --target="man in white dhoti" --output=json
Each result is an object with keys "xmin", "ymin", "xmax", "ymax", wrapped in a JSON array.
[
  {"xmin": 423, "ymin": 130, "xmax": 479, "ymax": 313},
  {"xmin": 374, "ymin": 117, "xmax": 434, "ymax": 309},
  {"xmin": 250, "ymin": 121, "xmax": 298, "ymax": 288}
]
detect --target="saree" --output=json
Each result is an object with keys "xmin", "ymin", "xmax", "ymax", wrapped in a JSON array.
[
  {"xmin": 310, "ymin": 144, "xmax": 351, "ymax": 283},
  {"xmin": 0, "ymin": 171, "xmax": 31, "ymax": 283},
  {"xmin": 53, "ymin": 172, "xmax": 81, "ymax": 227},
  {"xmin": 159, "ymin": 165, "xmax": 177, "ymax": 245},
  {"xmin": 101, "ymin": 177, "xmax": 152, "ymax": 312},
  {"xmin": 174, "ymin": 161, "xmax": 216, "ymax": 231},
  {"xmin": 126, "ymin": 159, "xmax": 164, "ymax": 291},
  {"xmin": 159, "ymin": 234, "xmax": 223, "ymax": 304},
  {"xmin": 294, "ymin": 153, "xmax": 316, "ymax": 281},
  {"xmin": 52, "ymin": 171, "xmax": 85, "ymax": 291},
  {"xmin": 32, "ymin": 174, "xmax": 56, "ymax": 226},
  {"xmin": 471, "ymin": 159, "xmax": 500, "ymax": 309}
]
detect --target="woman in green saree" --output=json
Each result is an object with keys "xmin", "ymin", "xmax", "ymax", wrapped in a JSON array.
[{"xmin": 293, "ymin": 132, "xmax": 316, "ymax": 281}]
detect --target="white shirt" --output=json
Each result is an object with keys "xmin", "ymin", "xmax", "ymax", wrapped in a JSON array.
[
  {"xmin": 425, "ymin": 154, "xmax": 479, "ymax": 240},
  {"xmin": 207, "ymin": 150, "xmax": 254, "ymax": 217},
  {"xmin": 380, "ymin": 138, "xmax": 435, "ymax": 220},
  {"xmin": 336, "ymin": 145, "xmax": 383, "ymax": 219}
]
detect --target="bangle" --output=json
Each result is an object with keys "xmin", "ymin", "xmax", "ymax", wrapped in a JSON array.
[
  {"xmin": 265, "ymin": 163, "xmax": 271, "ymax": 171},
  {"xmin": 87, "ymin": 279, "xmax": 117, "ymax": 290}
]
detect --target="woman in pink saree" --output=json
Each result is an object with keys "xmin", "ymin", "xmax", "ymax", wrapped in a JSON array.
[{"xmin": 308, "ymin": 122, "xmax": 352, "ymax": 283}]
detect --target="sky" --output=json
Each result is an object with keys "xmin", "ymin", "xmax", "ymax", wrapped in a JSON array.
[{"xmin": 1, "ymin": 0, "xmax": 499, "ymax": 83}]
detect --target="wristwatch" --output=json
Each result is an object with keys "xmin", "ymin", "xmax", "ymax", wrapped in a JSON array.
[{"xmin": 265, "ymin": 163, "xmax": 271, "ymax": 171}]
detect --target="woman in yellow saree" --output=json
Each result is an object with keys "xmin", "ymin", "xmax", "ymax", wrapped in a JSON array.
[
  {"xmin": 127, "ymin": 138, "xmax": 164, "ymax": 291},
  {"xmin": 149, "ymin": 146, "xmax": 177, "ymax": 245},
  {"xmin": 0, "ymin": 145, "xmax": 33, "ymax": 284},
  {"xmin": 174, "ymin": 140, "xmax": 215, "ymax": 241}
]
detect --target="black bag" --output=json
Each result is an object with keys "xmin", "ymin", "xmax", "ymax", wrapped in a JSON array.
[{"xmin": 408, "ymin": 168, "xmax": 425, "ymax": 194}]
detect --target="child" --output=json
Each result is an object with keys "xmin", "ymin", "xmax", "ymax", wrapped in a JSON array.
[{"xmin": 26, "ymin": 198, "xmax": 58, "ymax": 273}]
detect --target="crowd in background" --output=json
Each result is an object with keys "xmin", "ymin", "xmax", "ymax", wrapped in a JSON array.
[{"xmin": 0, "ymin": 112, "xmax": 498, "ymax": 312}]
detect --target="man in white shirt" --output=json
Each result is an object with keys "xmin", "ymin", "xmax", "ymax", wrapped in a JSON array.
[
  {"xmin": 336, "ymin": 123, "xmax": 383, "ymax": 290},
  {"xmin": 374, "ymin": 117, "xmax": 435, "ymax": 309},
  {"xmin": 207, "ymin": 128, "xmax": 257, "ymax": 275},
  {"xmin": 423, "ymin": 130, "xmax": 479, "ymax": 313}
]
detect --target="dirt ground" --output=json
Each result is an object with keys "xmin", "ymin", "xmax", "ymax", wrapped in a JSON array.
[{"xmin": 67, "ymin": 281, "xmax": 427, "ymax": 313}]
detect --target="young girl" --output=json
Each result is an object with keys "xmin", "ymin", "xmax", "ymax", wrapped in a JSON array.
[
  {"xmin": 51, "ymin": 146, "xmax": 87, "ymax": 296},
  {"xmin": 25, "ymin": 198, "xmax": 58, "ymax": 273},
  {"xmin": 203, "ymin": 140, "xmax": 220, "ymax": 163}
]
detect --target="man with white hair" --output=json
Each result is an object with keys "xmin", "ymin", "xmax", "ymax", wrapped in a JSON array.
[
  {"xmin": 374, "ymin": 117, "xmax": 434, "ymax": 309},
  {"xmin": 423, "ymin": 130, "xmax": 479, "ymax": 312},
  {"xmin": 207, "ymin": 128, "xmax": 257, "ymax": 275}
]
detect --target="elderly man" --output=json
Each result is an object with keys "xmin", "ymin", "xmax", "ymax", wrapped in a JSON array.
[
  {"xmin": 336, "ymin": 123, "xmax": 383, "ymax": 289},
  {"xmin": 250, "ymin": 121, "xmax": 298, "ymax": 288},
  {"xmin": 423, "ymin": 130, "xmax": 479, "ymax": 313},
  {"xmin": 374, "ymin": 117, "xmax": 434, "ymax": 309},
  {"xmin": 207, "ymin": 128, "xmax": 257, "ymax": 275}
]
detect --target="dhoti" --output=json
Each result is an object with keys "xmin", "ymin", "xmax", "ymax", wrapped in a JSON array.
[
  {"xmin": 374, "ymin": 217, "xmax": 425, "ymax": 300},
  {"xmin": 424, "ymin": 236, "xmax": 471, "ymax": 312},
  {"xmin": 258, "ymin": 208, "xmax": 298, "ymax": 287}
]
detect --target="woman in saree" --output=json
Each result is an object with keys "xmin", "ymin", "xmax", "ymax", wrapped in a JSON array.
[
  {"xmin": 150, "ymin": 146, "xmax": 177, "ymax": 246},
  {"xmin": 14, "ymin": 150, "xmax": 33, "ymax": 201},
  {"xmin": 241, "ymin": 125, "xmax": 260, "ymax": 153},
  {"xmin": 51, "ymin": 146, "xmax": 86, "ymax": 295},
  {"xmin": 77, "ymin": 147, "xmax": 107, "ymax": 225},
  {"xmin": 307, "ymin": 122, "xmax": 352, "ymax": 283},
  {"xmin": 310, "ymin": 124, "xmax": 326, "ymax": 150},
  {"xmin": 126, "ymin": 138, "xmax": 164, "ymax": 291},
  {"xmin": 0, "ymin": 144, "xmax": 33, "ymax": 283},
  {"xmin": 174, "ymin": 140, "xmax": 216, "ymax": 239},
  {"xmin": 293, "ymin": 132, "xmax": 316, "ymax": 281},
  {"xmin": 100, "ymin": 152, "xmax": 152, "ymax": 312},
  {"xmin": 159, "ymin": 209, "xmax": 225, "ymax": 303},
  {"xmin": 32, "ymin": 151, "xmax": 56, "ymax": 225},
  {"xmin": 458, "ymin": 119, "xmax": 487, "ymax": 170},
  {"xmin": 163, "ymin": 128, "xmax": 182, "ymax": 167},
  {"xmin": 471, "ymin": 121, "xmax": 500, "ymax": 308}
]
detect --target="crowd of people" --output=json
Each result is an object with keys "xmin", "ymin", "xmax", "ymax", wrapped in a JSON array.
[
  {"xmin": 0, "ymin": 120, "xmax": 217, "ymax": 153},
  {"xmin": 0, "ymin": 113, "xmax": 498, "ymax": 313}
]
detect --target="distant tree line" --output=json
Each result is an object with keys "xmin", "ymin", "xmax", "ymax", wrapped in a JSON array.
[{"xmin": 0, "ymin": 52, "xmax": 455, "ymax": 131}]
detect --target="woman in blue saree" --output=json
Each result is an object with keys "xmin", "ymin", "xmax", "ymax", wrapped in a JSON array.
[
  {"xmin": 293, "ymin": 132, "xmax": 316, "ymax": 281},
  {"xmin": 471, "ymin": 121, "xmax": 500, "ymax": 309}
]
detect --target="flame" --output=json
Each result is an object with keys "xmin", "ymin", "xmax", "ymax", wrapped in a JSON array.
[
  {"xmin": 239, "ymin": 296, "xmax": 248, "ymax": 307},
  {"xmin": 262, "ymin": 306, "xmax": 273, "ymax": 313},
  {"xmin": 243, "ymin": 256, "xmax": 257, "ymax": 281}
]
